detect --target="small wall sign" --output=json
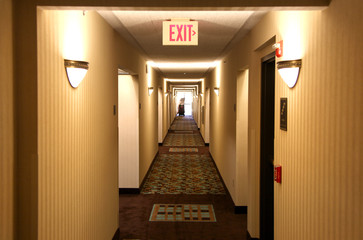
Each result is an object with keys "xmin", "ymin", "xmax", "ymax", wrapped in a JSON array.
[{"xmin": 280, "ymin": 98, "xmax": 287, "ymax": 131}]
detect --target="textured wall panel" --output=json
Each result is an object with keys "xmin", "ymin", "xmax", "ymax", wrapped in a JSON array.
[
  {"xmin": 37, "ymin": 10, "xmax": 119, "ymax": 239},
  {"xmin": 0, "ymin": 0, "xmax": 14, "ymax": 239},
  {"xmin": 209, "ymin": 60, "xmax": 238, "ymax": 203},
  {"xmin": 272, "ymin": 1, "xmax": 362, "ymax": 238},
  {"xmin": 207, "ymin": 0, "xmax": 362, "ymax": 239}
]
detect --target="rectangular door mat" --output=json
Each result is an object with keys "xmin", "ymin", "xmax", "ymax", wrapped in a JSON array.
[
  {"xmin": 149, "ymin": 204, "xmax": 216, "ymax": 222},
  {"xmin": 169, "ymin": 147, "xmax": 198, "ymax": 153}
]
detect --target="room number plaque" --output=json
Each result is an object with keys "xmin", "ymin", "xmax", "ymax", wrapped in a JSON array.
[{"xmin": 280, "ymin": 98, "xmax": 287, "ymax": 131}]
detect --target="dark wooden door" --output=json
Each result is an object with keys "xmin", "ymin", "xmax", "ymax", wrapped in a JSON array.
[{"xmin": 260, "ymin": 55, "xmax": 275, "ymax": 240}]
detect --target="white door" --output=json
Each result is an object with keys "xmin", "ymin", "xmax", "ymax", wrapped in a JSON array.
[{"xmin": 118, "ymin": 74, "xmax": 139, "ymax": 188}]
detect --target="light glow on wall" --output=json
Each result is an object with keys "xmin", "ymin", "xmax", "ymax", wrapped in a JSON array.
[
  {"xmin": 164, "ymin": 78, "xmax": 167, "ymax": 94},
  {"xmin": 216, "ymin": 61, "xmax": 222, "ymax": 88},
  {"xmin": 63, "ymin": 11, "xmax": 86, "ymax": 61},
  {"xmin": 147, "ymin": 61, "xmax": 152, "ymax": 87},
  {"xmin": 278, "ymin": 12, "xmax": 305, "ymax": 60}
]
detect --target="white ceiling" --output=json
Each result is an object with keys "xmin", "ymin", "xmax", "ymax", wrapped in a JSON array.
[{"xmin": 99, "ymin": 10, "xmax": 266, "ymax": 78}]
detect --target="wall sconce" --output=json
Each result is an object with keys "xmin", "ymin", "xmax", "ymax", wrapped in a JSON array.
[
  {"xmin": 214, "ymin": 87, "xmax": 220, "ymax": 96},
  {"xmin": 148, "ymin": 87, "xmax": 154, "ymax": 96},
  {"xmin": 64, "ymin": 59, "xmax": 89, "ymax": 88},
  {"xmin": 277, "ymin": 59, "xmax": 302, "ymax": 88}
]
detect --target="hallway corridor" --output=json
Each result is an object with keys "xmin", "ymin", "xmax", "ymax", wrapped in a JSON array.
[
  {"xmin": 118, "ymin": 116, "xmax": 247, "ymax": 240},
  {"xmin": 4, "ymin": 2, "xmax": 361, "ymax": 239}
]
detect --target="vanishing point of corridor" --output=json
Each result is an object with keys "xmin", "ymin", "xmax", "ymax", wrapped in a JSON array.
[{"xmin": 117, "ymin": 116, "xmax": 247, "ymax": 240}]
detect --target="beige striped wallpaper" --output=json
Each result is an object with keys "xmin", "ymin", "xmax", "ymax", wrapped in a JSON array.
[
  {"xmin": 272, "ymin": 1, "xmax": 362, "ymax": 238},
  {"xmin": 206, "ymin": 0, "xmax": 362, "ymax": 239},
  {"xmin": 0, "ymin": 0, "xmax": 14, "ymax": 239},
  {"xmin": 37, "ymin": 10, "xmax": 119, "ymax": 239}
]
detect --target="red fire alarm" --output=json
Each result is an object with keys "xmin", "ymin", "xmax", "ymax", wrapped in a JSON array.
[
  {"xmin": 273, "ymin": 40, "xmax": 283, "ymax": 58},
  {"xmin": 274, "ymin": 165, "xmax": 282, "ymax": 183}
]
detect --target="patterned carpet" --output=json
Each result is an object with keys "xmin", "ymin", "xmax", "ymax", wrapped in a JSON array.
[
  {"xmin": 141, "ymin": 116, "xmax": 226, "ymax": 195},
  {"xmin": 170, "ymin": 123, "xmax": 198, "ymax": 131},
  {"xmin": 170, "ymin": 116, "xmax": 199, "ymax": 131},
  {"xmin": 141, "ymin": 154, "xmax": 226, "ymax": 194},
  {"xmin": 169, "ymin": 147, "xmax": 199, "ymax": 153},
  {"xmin": 163, "ymin": 134, "xmax": 205, "ymax": 146},
  {"xmin": 119, "ymin": 116, "xmax": 246, "ymax": 239}
]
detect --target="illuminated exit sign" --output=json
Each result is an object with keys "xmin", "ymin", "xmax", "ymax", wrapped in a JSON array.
[{"xmin": 163, "ymin": 20, "xmax": 198, "ymax": 46}]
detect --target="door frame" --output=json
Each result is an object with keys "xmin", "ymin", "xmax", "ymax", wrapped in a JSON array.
[
  {"xmin": 158, "ymin": 87, "xmax": 163, "ymax": 144},
  {"xmin": 260, "ymin": 52, "xmax": 275, "ymax": 240},
  {"xmin": 204, "ymin": 88, "xmax": 210, "ymax": 144}
]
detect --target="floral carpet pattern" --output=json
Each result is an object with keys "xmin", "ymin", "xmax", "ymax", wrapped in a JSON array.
[
  {"xmin": 169, "ymin": 147, "xmax": 199, "ymax": 153},
  {"xmin": 141, "ymin": 116, "xmax": 226, "ymax": 195},
  {"xmin": 141, "ymin": 154, "xmax": 226, "ymax": 194},
  {"xmin": 170, "ymin": 116, "xmax": 199, "ymax": 131},
  {"xmin": 163, "ymin": 134, "xmax": 205, "ymax": 146}
]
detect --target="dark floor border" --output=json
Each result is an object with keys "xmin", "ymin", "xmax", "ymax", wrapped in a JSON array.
[
  {"xmin": 139, "ymin": 151, "xmax": 159, "ymax": 190},
  {"xmin": 119, "ymin": 188, "xmax": 140, "ymax": 194},
  {"xmin": 112, "ymin": 228, "xmax": 120, "ymax": 240},
  {"xmin": 234, "ymin": 206, "xmax": 247, "ymax": 214},
  {"xmin": 247, "ymin": 231, "xmax": 259, "ymax": 240}
]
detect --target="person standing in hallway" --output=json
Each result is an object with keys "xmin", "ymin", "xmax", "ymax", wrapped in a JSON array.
[{"xmin": 178, "ymin": 98, "xmax": 185, "ymax": 116}]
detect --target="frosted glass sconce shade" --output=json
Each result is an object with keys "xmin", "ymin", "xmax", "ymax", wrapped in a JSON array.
[
  {"xmin": 214, "ymin": 87, "xmax": 220, "ymax": 96},
  {"xmin": 148, "ymin": 87, "xmax": 154, "ymax": 96},
  {"xmin": 277, "ymin": 59, "xmax": 302, "ymax": 88},
  {"xmin": 64, "ymin": 59, "xmax": 89, "ymax": 88}
]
